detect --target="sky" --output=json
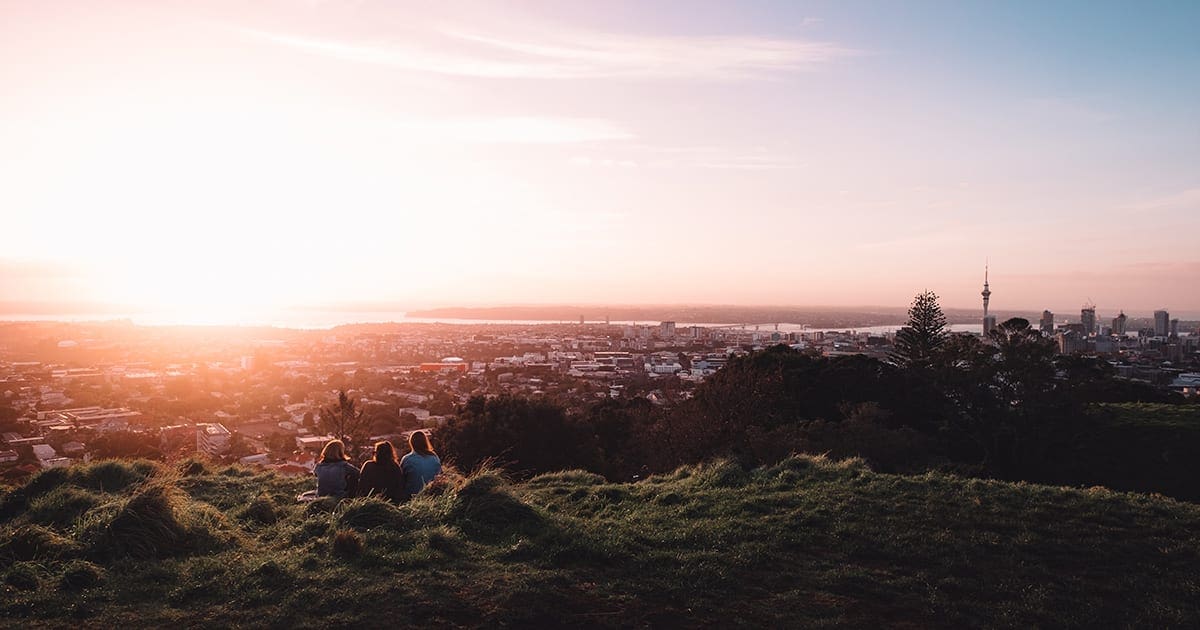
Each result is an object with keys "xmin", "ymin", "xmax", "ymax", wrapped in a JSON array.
[{"xmin": 1, "ymin": 0, "xmax": 1198, "ymax": 321}]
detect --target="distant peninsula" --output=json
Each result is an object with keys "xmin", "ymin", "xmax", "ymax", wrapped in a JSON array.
[{"xmin": 405, "ymin": 305, "xmax": 1036, "ymax": 328}]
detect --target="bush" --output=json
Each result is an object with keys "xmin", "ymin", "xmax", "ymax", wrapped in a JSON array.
[
  {"xmin": 59, "ymin": 560, "xmax": 105, "ymax": 590},
  {"xmin": 332, "ymin": 529, "xmax": 363, "ymax": 557}
]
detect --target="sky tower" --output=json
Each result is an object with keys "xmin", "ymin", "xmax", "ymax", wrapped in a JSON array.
[{"xmin": 981, "ymin": 264, "xmax": 996, "ymax": 336}]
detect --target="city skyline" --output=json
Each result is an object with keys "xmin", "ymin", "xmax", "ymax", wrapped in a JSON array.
[{"xmin": 2, "ymin": 1, "xmax": 1198, "ymax": 324}]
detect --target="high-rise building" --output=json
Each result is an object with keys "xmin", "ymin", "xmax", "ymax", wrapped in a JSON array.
[
  {"xmin": 1112, "ymin": 311, "xmax": 1127, "ymax": 336},
  {"xmin": 196, "ymin": 423, "xmax": 231, "ymax": 456},
  {"xmin": 1170, "ymin": 318, "xmax": 1180, "ymax": 338},
  {"xmin": 1154, "ymin": 310, "xmax": 1170, "ymax": 336},
  {"xmin": 660, "ymin": 321, "xmax": 676, "ymax": 339},
  {"xmin": 1081, "ymin": 305, "xmax": 1096, "ymax": 335},
  {"xmin": 981, "ymin": 265, "xmax": 996, "ymax": 336},
  {"xmin": 1040, "ymin": 310, "xmax": 1055, "ymax": 335}
]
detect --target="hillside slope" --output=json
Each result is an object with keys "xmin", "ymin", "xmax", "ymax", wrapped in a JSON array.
[{"xmin": 1, "ymin": 456, "xmax": 1198, "ymax": 628}]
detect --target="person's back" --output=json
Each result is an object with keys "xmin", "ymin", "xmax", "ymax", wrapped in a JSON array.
[
  {"xmin": 314, "ymin": 439, "xmax": 359, "ymax": 498},
  {"xmin": 315, "ymin": 460, "xmax": 357, "ymax": 497},
  {"xmin": 400, "ymin": 451, "xmax": 441, "ymax": 497},
  {"xmin": 359, "ymin": 440, "xmax": 406, "ymax": 502}
]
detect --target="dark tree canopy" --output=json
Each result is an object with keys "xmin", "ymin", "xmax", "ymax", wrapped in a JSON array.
[{"xmin": 891, "ymin": 291, "xmax": 949, "ymax": 369}]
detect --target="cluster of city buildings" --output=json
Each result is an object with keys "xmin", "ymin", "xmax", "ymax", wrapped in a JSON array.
[{"xmin": 1, "ymin": 288, "xmax": 1197, "ymax": 482}]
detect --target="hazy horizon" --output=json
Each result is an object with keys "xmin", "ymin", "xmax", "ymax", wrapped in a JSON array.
[{"xmin": 3, "ymin": 0, "xmax": 1198, "ymax": 324}]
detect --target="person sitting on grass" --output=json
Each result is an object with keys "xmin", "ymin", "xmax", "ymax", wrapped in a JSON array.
[
  {"xmin": 358, "ymin": 440, "xmax": 405, "ymax": 502},
  {"xmin": 315, "ymin": 439, "xmax": 359, "ymax": 498},
  {"xmin": 400, "ymin": 430, "xmax": 442, "ymax": 500}
]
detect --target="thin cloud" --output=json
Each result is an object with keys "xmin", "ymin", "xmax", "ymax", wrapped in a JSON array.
[
  {"xmin": 570, "ymin": 145, "xmax": 802, "ymax": 170},
  {"xmin": 392, "ymin": 116, "xmax": 634, "ymax": 144},
  {"xmin": 242, "ymin": 21, "xmax": 853, "ymax": 80},
  {"xmin": 1126, "ymin": 187, "xmax": 1200, "ymax": 213}
]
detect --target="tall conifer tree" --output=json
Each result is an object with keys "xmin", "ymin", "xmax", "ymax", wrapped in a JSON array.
[{"xmin": 891, "ymin": 291, "xmax": 949, "ymax": 368}]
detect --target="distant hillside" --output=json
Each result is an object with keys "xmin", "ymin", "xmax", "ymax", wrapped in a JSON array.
[{"xmin": 2, "ymin": 457, "xmax": 1198, "ymax": 627}]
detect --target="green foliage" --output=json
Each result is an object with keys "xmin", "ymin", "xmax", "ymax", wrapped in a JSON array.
[{"xmin": 441, "ymin": 395, "xmax": 599, "ymax": 477}]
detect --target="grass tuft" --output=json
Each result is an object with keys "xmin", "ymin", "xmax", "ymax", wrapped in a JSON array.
[
  {"xmin": 240, "ymin": 494, "xmax": 279, "ymax": 525},
  {"xmin": 0, "ymin": 524, "xmax": 79, "ymax": 564},
  {"xmin": 59, "ymin": 560, "xmax": 105, "ymax": 590},
  {"xmin": 332, "ymin": 529, "xmax": 363, "ymax": 557},
  {"xmin": 26, "ymin": 486, "xmax": 102, "ymax": 529},
  {"xmin": 449, "ymin": 471, "xmax": 544, "ymax": 541},
  {"xmin": 336, "ymin": 497, "xmax": 407, "ymax": 531},
  {"xmin": 4, "ymin": 561, "xmax": 41, "ymax": 591},
  {"xmin": 80, "ymin": 482, "xmax": 235, "ymax": 560}
]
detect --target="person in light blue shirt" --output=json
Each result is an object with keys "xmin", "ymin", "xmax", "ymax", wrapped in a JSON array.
[{"xmin": 400, "ymin": 430, "xmax": 441, "ymax": 499}]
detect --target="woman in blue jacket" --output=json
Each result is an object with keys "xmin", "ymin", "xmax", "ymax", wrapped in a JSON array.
[
  {"xmin": 400, "ymin": 431, "xmax": 441, "ymax": 499},
  {"xmin": 314, "ymin": 439, "xmax": 359, "ymax": 498}
]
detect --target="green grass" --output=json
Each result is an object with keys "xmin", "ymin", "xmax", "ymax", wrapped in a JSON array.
[
  {"xmin": 1093, "ymin": 402, "xmax": 1200, "ymax": 429},
  {"xmin": 1, "ymin": 456, "xmax": 1198, "ymax": 628}
]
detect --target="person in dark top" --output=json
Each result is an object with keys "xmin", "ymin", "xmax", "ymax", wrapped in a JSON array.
[
  {"xmin": 314, "ymin": 439, "xmax": 359, "ymax": 498},
  {"xmin": 358, "ymin": 440, "xmax": 405, "ymax": 502}
]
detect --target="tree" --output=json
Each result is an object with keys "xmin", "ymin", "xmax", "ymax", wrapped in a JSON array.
[
  {"xmin": 319, "ymin": 390, "xmax": 368, "ymax": 449},
  {"xmin": 440, "ymin": 395, "xmax": 598, "ymax": 477},
  {"xmin": 891, "ymin": 291, "xmax": 949, "ymax": 369}
]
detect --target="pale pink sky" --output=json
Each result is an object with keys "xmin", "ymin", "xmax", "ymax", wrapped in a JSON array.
[{"xmin": 1, "ymin": 1, "xmax": 1197, "ymax": 320}]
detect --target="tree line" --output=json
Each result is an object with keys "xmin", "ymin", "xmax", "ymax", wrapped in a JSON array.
[{"xmin": 439, "ymin": 291, "xmax": 1200, "ymax": 500}]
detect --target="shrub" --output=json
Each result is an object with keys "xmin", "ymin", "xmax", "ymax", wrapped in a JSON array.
[
  {"xmin": 59, "ymin": 560, "xmax": 105, "ymax": 590},
  {"xmin": 332, "ymin": 529, "xmax": 363, "ymax": 557}
]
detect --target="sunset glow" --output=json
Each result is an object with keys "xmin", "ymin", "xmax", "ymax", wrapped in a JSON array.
[{"xmin": 2, "ymin": 1, "xmax": 1198, "ymax": 322}]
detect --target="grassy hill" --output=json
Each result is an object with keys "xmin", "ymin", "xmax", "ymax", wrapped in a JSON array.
[{"xmin": 2, "ymin": 456, "xmax": 1198, "ymax": 628}]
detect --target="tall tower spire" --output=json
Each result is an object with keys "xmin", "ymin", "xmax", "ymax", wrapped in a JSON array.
[
  {"xmin": 981, "ymin": 262, "xmax": 995, "ymax": 336},
  {"xmin": 981, "ymin": 263, "xmax": 991, "ymax": 318}
]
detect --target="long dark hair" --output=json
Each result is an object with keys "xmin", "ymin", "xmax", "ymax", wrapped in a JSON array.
[
  {"xmin": 319, "ymin": 439, "xmax": 349, "ymax": 463},
  {"xmin": 409, "ymin": 430, "xmax": 436, "ymax": 456},
  {"xmin": 372, "ymin": 440, "xmax": 399, "ymax": 467}
]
